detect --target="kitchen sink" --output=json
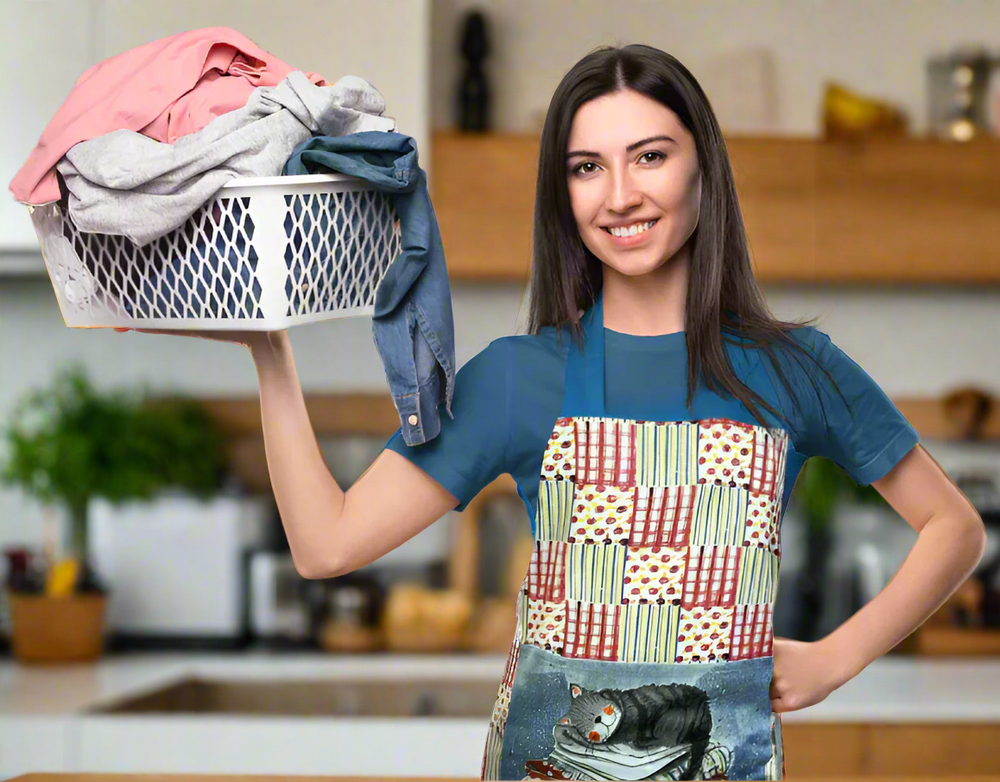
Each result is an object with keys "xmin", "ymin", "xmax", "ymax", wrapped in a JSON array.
[{"xmin": 88, "ymin": 677, "xmax": 500, "ymax": 718}]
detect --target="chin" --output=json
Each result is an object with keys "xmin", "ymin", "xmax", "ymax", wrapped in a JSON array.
[{"xmin": 600, "ymin": 251, "xmax": 670, "ymax": 278}]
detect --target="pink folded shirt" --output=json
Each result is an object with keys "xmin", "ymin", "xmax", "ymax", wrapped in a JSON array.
[{"xmin": 9, "ymin": 27, "xmax": 325, "ymax": 205}]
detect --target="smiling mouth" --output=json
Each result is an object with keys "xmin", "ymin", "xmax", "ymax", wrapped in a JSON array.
[{"xmin": 602, "ymin": 219, "xmax": 659, "ymax": 238}]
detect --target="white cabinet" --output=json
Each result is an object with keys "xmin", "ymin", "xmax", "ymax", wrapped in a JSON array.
[{"xmin": 0, "ymin": 1, "xmax": 98, "ymax": 251}]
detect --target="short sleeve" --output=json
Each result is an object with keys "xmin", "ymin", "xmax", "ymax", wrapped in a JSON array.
[
  {"xmin": 784, "ymin": 328, "xmax": 919, "ymax": 485},
  {"xmin": 383, "ymin": 339, "xmax": 511, "ymax": 511}
]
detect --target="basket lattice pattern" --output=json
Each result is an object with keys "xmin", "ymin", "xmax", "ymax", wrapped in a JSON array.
[
  {"xmin": 62, "ymin": 196, "xmax": 265, "ymax": 320},
  {"xmin": 282, "ymin": 189, "xmax": 401, "ymax": 316}
]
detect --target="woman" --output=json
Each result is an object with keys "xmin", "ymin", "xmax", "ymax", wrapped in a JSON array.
[{"xmin": 125, "ymin": 45, "xmax": 986, "ymax": 781}]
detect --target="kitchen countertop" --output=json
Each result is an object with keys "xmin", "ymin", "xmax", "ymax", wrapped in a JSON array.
[
  {"xmin": 2, "ymin": 650, "xmax": 1000, "ymax": 723},
  {"xmin": 0, "ymin": 650, "xmax": 508, "ymax": 716}
]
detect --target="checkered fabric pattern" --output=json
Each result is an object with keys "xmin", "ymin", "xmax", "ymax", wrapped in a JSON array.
[
  {"xmin": 630, "ymin": 485, "xmax": 696, "ymax": 547},
  {"xmin": 526, "ymin": 541, "xmax": 567, "ymax": 602},
  {"xmin": 731, "ymin": 603, "xmax": 774, "ymax": 660},
  {"xmin": 564, "ymin": 601, "xmax": 621, "ymax": 661},
  {"xmin": 522, "ymin": 417, "xmax": 785, "ymax": 664},
  {"xmin": 682, "ymin": 545, "xmax": 742, "ymax": 608},
  {"xmin": 575, "ymin": 418, "xmax": 636, "ymax": 486}
]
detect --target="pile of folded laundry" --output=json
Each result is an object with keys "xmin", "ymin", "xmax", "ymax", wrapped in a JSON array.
[{"xmin": 8, "ymin": 27, "xmax": 456, "ymax": 447}]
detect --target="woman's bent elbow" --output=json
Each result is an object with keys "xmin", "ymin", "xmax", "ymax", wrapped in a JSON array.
[{"xmin": 293, "ymin": 552, "xmax": 343, "ymax": 580}]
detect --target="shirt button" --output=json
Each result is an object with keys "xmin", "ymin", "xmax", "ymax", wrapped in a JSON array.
[{"xmin": 408, "ymin": 414, "xmax": 418, "ymax": 426}]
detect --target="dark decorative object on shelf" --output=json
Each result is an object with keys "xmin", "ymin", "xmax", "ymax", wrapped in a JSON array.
[{"xmin": 457, "ymin": 10, "xmax": 491, "ymax": 132}]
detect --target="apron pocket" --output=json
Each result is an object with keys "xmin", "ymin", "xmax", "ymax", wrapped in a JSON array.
[{"xmin": 498, "ymin": 643, "xmax": 777, "ymax": 781}]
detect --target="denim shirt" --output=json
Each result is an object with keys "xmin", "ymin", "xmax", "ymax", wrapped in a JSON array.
[{"xmin": 283, "ymin": 131, "xmax": 455, "ymax": 445}]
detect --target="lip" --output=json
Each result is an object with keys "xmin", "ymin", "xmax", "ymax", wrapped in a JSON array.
[{"xmin": 601, "ymin": 218, "xmax": 659, "ymax": 246}]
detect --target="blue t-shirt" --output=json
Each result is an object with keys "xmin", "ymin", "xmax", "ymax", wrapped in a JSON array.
[{"xmin": 384, "ymin": 326, "xmax": 919, "ymax": 530}]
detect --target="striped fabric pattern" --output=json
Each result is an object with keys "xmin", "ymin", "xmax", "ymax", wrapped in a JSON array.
[
  {"xmin": 618, "ymin": 602, "xmax": 681, "ymax": 663},
  {"xmin": 516, "ymin": 589, "xmax": 529, "ymax": 643},
  {"xmin": 502, "ymin": 631, "xmax": 521, "ymax": 688},
  {"xmin": 690, "ymin": 485, "xmax": 749, "ymax": 546},
  {"xmin": 537, "ymin": 479, "xmax": 574, "ymax": 541},
  {"xmin": 481, "ymin": 725, "xmax": 503, "ymax": 779},
  {"xmin": 736, "ymin": 547, "xmax": 779, "ymax": 605},
  {"xmin": 635, "ymin": 422, "xmax": 699, "ymax": 485},
  {"xmin": 565, "ymin": 542, "xmax": 628, "ymax": 605}
]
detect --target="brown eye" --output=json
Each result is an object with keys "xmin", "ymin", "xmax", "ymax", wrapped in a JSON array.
[
  {"xmin": 573, "ymin": 161, "xmax": 598, "ymax": 175},
  {"xmin": 639, "ymin": 151, "xmax": 665, "ymax": 164}
]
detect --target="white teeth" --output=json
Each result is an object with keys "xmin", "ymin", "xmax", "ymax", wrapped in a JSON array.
[{"xmin": 609, "ymin": 220, "xmax": 655, "ymax": 238}]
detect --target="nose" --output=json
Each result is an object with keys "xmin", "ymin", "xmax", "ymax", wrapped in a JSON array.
[{"xmin": 607, "ymin": 165, "xmax": 642, "ymax": 213}]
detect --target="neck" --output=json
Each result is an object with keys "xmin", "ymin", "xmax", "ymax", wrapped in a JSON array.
[{"xmin": 601, "ymin": 247, "xmax": 689, "ymax": 336}]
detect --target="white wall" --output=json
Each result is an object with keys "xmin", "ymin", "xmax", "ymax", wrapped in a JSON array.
[{"xmin": 431, "ymin": 0, "xmax": 1000, "ymax": 134}]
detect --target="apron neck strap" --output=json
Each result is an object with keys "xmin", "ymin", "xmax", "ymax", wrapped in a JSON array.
[{"xmin": 562, "ymin": 289, "xmax": 607, "ymax": 418}]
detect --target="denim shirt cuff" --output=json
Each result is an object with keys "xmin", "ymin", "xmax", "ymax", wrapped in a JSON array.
[{"xmin": 393, "ymin": 367, "xmax": 452, "ymax": 446}]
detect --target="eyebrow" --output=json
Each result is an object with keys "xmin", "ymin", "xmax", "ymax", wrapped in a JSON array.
[{"xmin": 566, "ymin": 135, "xmax": 676, "ymax": 159}]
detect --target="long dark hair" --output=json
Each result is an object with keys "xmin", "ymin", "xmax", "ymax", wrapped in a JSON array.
[{"xmin": 528, "ymin": 44, "xmax": 845, "ymax": 429}]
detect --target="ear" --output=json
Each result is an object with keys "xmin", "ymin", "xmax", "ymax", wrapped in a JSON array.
[{"xmin": 570, "ymin": 684, "xmax": 583, "ymax": 698}]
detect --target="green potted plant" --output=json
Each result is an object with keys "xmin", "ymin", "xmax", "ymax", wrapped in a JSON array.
[{"xmin": 1, "ymin": 365, "xmax": 225, "ymax": 663}]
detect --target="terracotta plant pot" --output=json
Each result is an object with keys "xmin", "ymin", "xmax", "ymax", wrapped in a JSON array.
[{"xmin": 7, "ymin": 592, "xmax": 107, "ymax": 664}]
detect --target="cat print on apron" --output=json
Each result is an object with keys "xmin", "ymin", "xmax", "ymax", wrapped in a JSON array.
[{"xmin": 480, "ymin": 295, "xmax": 788, "ymax": 781}]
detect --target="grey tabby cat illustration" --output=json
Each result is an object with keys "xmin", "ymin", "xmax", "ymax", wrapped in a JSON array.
[{"xmin": 554, "ymin": 681, "xmax": 714, "ymax": 778}]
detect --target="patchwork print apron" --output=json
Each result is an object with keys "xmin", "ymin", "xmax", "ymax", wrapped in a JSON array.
[{"xmin": 481, "ymin": 295, "xmax": 787, "ymax": 781}]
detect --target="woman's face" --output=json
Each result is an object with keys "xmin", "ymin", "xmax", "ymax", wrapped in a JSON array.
[{"xmin": 566, "ymin": 89, "xmax": 701, "ymax": 278}]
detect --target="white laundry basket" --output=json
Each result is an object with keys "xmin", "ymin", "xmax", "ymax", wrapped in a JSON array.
[{"xmin": 29, "ymin": 173, "xmax": 402, "ymax": 330}]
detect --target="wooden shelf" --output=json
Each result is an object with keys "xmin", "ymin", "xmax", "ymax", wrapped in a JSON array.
[
  {"xmin": 913, "ymin": 626, "xmax": 1000, "ymax": 657},
  {"xmin": 430, "ymin": 131, "xmax": 537, "ymax": 282},
  {"xmin": 430, "ymin": 131, "xmax": 1000, "ymax": 284},
  {"xmin": 894, "ymin": 393, "xmax": 1000, "ymax": 441}
]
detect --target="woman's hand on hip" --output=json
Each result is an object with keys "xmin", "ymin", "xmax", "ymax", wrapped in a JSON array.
[{"xmin": 769, "ymin": 636, "xmax": 849, "ymax": 713}]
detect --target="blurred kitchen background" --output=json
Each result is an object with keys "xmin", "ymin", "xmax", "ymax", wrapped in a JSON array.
[{"xmin": 2, "ymin": 0, "xmax": 1000, "ymax": 779}]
